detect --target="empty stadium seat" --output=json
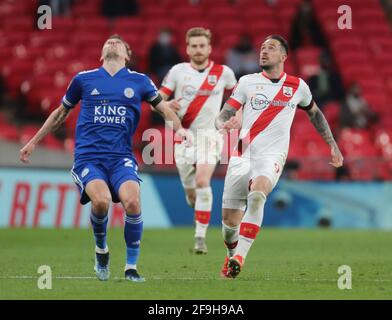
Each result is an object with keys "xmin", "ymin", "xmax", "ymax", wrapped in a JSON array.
[{"xmin": 0, "ymin": 122, "xmax": 19, "ymax": 142}]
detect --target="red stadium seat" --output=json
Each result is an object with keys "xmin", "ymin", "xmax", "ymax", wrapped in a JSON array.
[
  {"xmin": 330, "ymin": 37, "xmax": 364, "ymax": 55},
  {"xmin": 42, "ymin": 133, "xmax": 64, "ymax": 150},
  {"xmin": 172, "ymin": 5, "xmax": 204, "ymax": 19},
  {"xmin": 74, "ymin": 17, "xmax": 111, "ymax": 34},
  {"xmin": 295, "ymin": 46, "xmax": 322, "ymax": 80},
  {"xmin": 247, "ymin": 19, "xmax": 280, "ymax": 39},
  {"xmin": 338, "ymin": 128, "xmax": 379, "ymax": 157},
  {"xmin": 113, "ymin": 17, "xmax": 143, "ymax": 35},
  {"xmin": 206, "ymin": 7, "xmax": 237, "ymax": 21},
  {"xmin": 0, "ymin": 122, "xmax": 19, "ymax": 142},
  {"xmin": 3, "ymin": 16, "xmax": 34, "ymax": 32},
  {"xmin": 19, "ymin": 125, "xmax": 41, "ymax": 145},
  {"xmin": 141, "ymin": 6, "xmax": 168, "ymax": 17},
  {"xmin": 6, "ymin": 30, "xmax": 30, "ymax": 46}
]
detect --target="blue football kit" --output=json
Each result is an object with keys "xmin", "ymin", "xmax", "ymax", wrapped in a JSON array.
[{"xmin": 62, "ymin": 66, "xmax": 159, "ymax": 204}]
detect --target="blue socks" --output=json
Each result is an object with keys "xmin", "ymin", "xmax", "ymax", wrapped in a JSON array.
[
  {"xmin": 90, "ymin": 212, "xmax": 108, "ymax": 251},
  {"xmin": 124, "ymin": 213, "xmax": 143, "ymax": 270}
]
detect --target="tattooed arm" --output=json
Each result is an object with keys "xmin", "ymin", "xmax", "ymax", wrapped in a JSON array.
[
  {"xmin": 215, "ymin": 103, "xmax": 239, "ymax": 131},
  {"xmin": 20, "ymin": 104, "xmax": 71, "ymax": 163},
  {"xmin": 306, "ymin": 102, "xmax": 344, "ymax": 167}
]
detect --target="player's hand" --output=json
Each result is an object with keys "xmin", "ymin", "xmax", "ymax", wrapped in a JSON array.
[
  {"xmin": 176, "ymin": 128, "xmax": 193, "ymax": 147},
  {"xmin": 167, "ymin": 98, "xmax": 182, "ymax": 112},
  {"xmin": 223, "ymin": 117, "xmax": 241, "ymax": 131},
  {"xmin": 329, "ymin": 144, "xmax": 344, "ymax": 168},
  {"xmin": 20, "ymin": 142, "xmax": 35, "ymax": 164}
]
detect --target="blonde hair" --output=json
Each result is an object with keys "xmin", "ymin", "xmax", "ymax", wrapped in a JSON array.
[{"xmin": 186, "ymin": 27, "xmax": 212, "ymax": 44}]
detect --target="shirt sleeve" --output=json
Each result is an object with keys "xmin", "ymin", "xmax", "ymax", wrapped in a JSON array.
[
  {"xmin": 160, "ymin": 66, "xmax": 176, "ymax": 96},
  {"xmin": 297, "ymin": 79, "xmax": 314, "ymax": 110},
  {"xmin": 143, "ymin": 76, "xmax": 160, "ymax": 103},
  {"xmin": 223, "ymin": 66, "xmax": 237, "ymax": 90},
  {"xmin": 225, "ymin": 76, "xmax": 246, "ymax": 110},
  {"xmin": 62, "ymin": 74, "xmax": 82, "ymax": 109}
]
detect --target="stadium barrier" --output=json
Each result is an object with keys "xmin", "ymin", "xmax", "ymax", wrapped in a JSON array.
[{"xmin": 0, "ymin": 168, "xmax": 391, "ymax": 229}]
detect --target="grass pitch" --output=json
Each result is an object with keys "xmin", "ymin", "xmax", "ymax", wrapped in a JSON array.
[{"xmin": 0, "ymin": 227, "xmax": 391, "ymax": 300}]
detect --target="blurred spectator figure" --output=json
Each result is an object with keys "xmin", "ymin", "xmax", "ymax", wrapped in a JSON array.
[
  {"xmin": 0, "ymin": 76, "xmax": 4, "ymax": 105},
  {"xmin": 335, "ymin": 166, "xmax": 351, "ymax": 181},
  {"xmin": 226, "ymin": 34, "xmax": 259, "ymax": 79},
  {"xmin": 149, "ymin": 29, "xmax": 181, "ymax": 84},
  {"xmin": 39, "ymin": 0, "xmax": 73, "ymax": 16},
  {"xmin": 265, "ymin": 0, "xmax": 278, "ymax": 7},
  {"xmin": 290, "ymin": 0, "xmax": 326, "ymax": 50},
  {"xmin": 308, "ymin": 51, "xmax": 344, "ymax": 108},
  {"xmin": 340, "ymin": 83, "xmax": 379, "ymax": 129},
  {"xmin": 282, "ymin": 160, "xmax": 300, "ymax": 180},
  {"xmin": 102, "ymin": 0, "xmax": 139, "ymax": 18}
]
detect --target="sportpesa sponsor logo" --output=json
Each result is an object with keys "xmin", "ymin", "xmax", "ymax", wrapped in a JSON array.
[
  {"xmin": 182, "ymin": 85, "xmax": 220, "ymax": 101},
  {"xmin": 250, "ymin": 94, "xmax": 296, "ymax": 110},
  {"xmin": 94, "ymin": 105, "xmax": 126, "ymax": 124}
]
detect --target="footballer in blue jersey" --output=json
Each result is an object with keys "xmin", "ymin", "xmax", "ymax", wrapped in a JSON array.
[{"xmin": 20, "ymin": 35, "xmax": 192, "ymax": 282}]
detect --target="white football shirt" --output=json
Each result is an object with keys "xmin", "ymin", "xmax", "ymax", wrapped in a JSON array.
[
  {"xmin": 161, "ymin": 61, "xmax": 237, "ymax": 134},
  {"xmin": 227, "ymin": 71, "xmax": 313, "ymax": 159}
]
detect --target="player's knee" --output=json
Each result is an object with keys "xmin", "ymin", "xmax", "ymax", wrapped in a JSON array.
[
  {"xmin": 222, "ymin": 215, "xmax": 237, "ymax": 227},
  {"xmin": 247, "ymin": 191, "xmax": 266, "ymax": 214},
  {"xmin": 91, "ymin": 195, "xmax": 111, "ymax": 214},
  {"xmin": 123, "ymin": 196, "xmax": 141, "ymax": 214},
  {"xmin": 249, "ymin": 177, "xmax": 272, "ymax": 195},
  {"xmin": 195, "ymin": 177, "xmax": 209, "ymax": 188},
  {"xmin": 222, "ymin": 210, "xmax": 241, "ymax": 227}
]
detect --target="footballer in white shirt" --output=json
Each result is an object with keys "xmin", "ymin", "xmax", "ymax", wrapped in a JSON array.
[
  {"xmin": 159, "ymin": 27, "xmax": 237, "ymax": 254},
  {"xmin": 215, "ymin": 35, "xmax": 344, "ymax": 278}
]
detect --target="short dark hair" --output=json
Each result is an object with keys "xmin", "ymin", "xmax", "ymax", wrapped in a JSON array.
[{"xmin": 264, "ymin": 35, "xmax": 289, "ymax": 55}]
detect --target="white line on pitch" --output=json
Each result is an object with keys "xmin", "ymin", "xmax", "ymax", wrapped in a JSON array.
[{"xmin": 1, "ymin": 275, "xmax": 392, "ymax": 282}]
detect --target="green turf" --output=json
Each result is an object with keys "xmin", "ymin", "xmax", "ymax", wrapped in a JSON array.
[{"xmin": 0, "ymin": 227, "xmax": 391, "ymax": 300}]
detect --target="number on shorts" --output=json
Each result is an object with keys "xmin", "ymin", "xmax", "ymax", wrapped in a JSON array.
[{"xmin": 124, "ymin": 158, "xmax": 134, "ymax": 168}]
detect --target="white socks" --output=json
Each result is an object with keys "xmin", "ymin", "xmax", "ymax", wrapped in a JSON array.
[
  {"xmin": 236, "ymin": 191, "xmax": 266, "ymax": 259},
  {"xmin": 222, "ymin": 223, "xmax": 239, "ymax": 257},
  {"xmin": 194, "ymin": 187, "xmax": 212, "ymax": 238}
]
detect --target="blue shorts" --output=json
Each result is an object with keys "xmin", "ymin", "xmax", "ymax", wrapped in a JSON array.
[{"xmin": 70, "ymin": 156, "xmax": 141, "ymax": 205}]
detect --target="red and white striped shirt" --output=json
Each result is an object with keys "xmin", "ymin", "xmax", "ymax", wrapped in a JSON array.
[
  {"xmin": 227, "ymin": 71, "xmax": 313, "ymax": 158},
  {"xmin": 161, "ymin": 61, "xmax": 237, "ymax": 133}
]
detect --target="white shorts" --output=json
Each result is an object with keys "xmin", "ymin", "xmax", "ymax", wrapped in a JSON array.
[
  {"xmin": 174, "ymin": 131, "xmax": 224, "ymax": 189},
  {"xmin": 222, "ymin": 154, "xmax": 285, "ymax": 211}
]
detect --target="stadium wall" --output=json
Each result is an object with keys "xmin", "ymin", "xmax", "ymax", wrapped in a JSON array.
[{"xmin": 0, "ymin": 168, "xmax": 391, "ymax": 229}]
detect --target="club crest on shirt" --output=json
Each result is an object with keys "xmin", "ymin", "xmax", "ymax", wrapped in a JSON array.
[
  {"xmin": 81, "ymin": 168, "xmax": 89, "ymax": 178},
  {"xmin": 283, "ymin": 86, "xmax": 293, "ymax": 97},
  {"xmin": 124, "ymin": 87, "xmax": 134, "ymax": 98},
  {"xmin": 207, "ymin": 75, "xmax": 218, "ymax": 85}
]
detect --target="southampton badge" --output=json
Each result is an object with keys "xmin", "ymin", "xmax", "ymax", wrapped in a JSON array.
[
  {"xmin": 283, "ymin": 86, "xmax": 293, "ymax": 97},
  {"xmin": 124, "ymin": 88, "xmax": 134, "ymax": 98},
  {"xmin": 207, "ymin": 75, "xmax": 217, "ymax": 85}
]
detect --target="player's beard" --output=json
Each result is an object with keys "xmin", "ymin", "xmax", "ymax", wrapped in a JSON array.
[
  {"xmin": 191, "ymin": 54, "xmax": 208, "ymax": 66},
  {"xmin": 261, "ymin": 63, "xmax": 272, "ymax": 71}
]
